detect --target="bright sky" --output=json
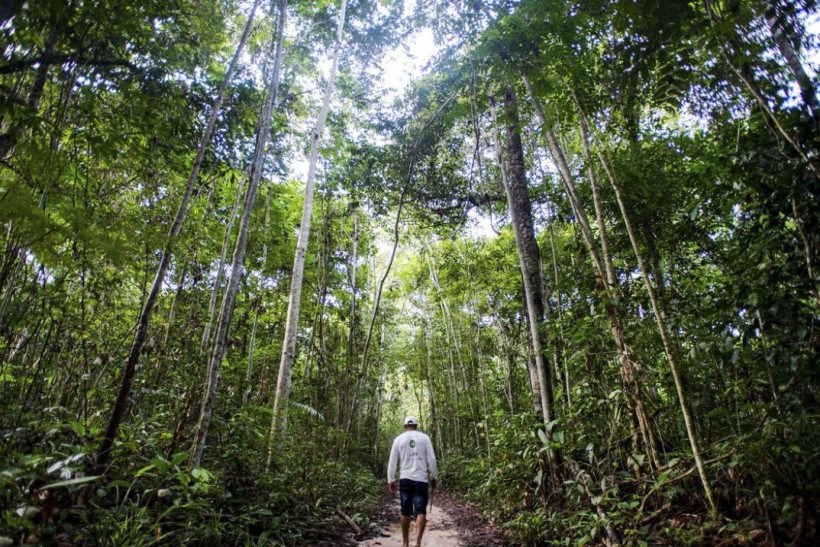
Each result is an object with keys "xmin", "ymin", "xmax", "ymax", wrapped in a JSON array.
[
  {"xmin": 289, "ymin": 1, "xmax": 439, "ymax": 182},
  {"xmin": 296, "ymin": 3, "xmax": 820, "ymax": 242},
  {"xmin": 375, "ymin": 25, "xmax": 438, "ymax": 104}
]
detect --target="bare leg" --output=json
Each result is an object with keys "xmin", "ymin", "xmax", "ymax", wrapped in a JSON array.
[
  {"xmin": 415, "ymin": 514, "xmax": 427, "ymax": 546},
  {"xmin": 400, "ymin": 515, "xmax": 411, "ymax": 547}
]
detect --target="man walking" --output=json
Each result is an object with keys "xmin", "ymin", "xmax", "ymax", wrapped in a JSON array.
[{"xmin": 388, "ymin": 416, "xmax": 438, "ymax": 547}]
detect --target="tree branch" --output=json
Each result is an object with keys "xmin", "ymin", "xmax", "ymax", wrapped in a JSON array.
[{"xmin": 0, "ymin": 54, "xmax": 139, "ymax": 75}]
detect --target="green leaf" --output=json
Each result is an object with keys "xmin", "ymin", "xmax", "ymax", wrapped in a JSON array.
[
  {"xmin": 43, "ymin": 475, "xmax": 101, "ymax": 489},
  {"xmin": 134, "ymin": 464, "xmax": 155, "ymax": 478}
]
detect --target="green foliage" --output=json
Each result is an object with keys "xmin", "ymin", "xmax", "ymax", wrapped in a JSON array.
[
  {"xmin": 1, "ymin": 0, "xmax": 818, "ymax": 543},
  {"xmin": 0, "ymin": 425, "xmax": 382, "ymax": 544}
]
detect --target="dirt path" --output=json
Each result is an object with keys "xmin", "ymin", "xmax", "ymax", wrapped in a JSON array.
[
  {"xmin": 358, "ymin": 491, "xmax": 506, "ymax": 547},
  {"xmin": 359, "ymin": 503, "xmax": 463, "ymax": 546}
]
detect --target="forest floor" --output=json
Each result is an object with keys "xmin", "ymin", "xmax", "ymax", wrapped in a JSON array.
[{"xmin": 354, "ymin": 490, "xmax": 507, "ymax": 547}]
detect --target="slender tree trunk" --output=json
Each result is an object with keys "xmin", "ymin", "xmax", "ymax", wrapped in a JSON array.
[
  {"xmin": 338, "ymin": 212, "xmax": 359, "ymax": 428},
  {"xmin": 471, "ymin": 302, "xmax": 493, "ymax": 457},
  {"xmin": 440, "ymin": 300, "xmax": 464, "ymax": 446},
  {"xmin": 242, "ymin": 187, "xmax": 271, "ymax": 405},
  {"xmin": 0, "ymin": 226, "xmax": 21, "ymax": 300},
  {"xmin": 494, "ymin": 87, "xmax": 558, "ymax": 464},
  {"xmin": 0, "ymin": 250, "xmax": 24, "ymax": 330},
  {"xmin": 581, "ymin": 134, "xmax": 616, "ymax": 288},
  {"xmin": 268, "ymin": 0, "xmax": 347, "ymax": 454},
  {"xmin": 428, "ymin": 257, "xmax": 470, "ymax": 392},
  {"xmin": 790, "ymin": 198, "xmax": 818, "ymax": 301},
  {"xmin": 342, "ymin": 184, "xmax": 410, "ymax": 440},
  {"xmin": 595, "ymin": 135, "xmax": 719, "ymax": 514},
  {"xmin": 521, "ymin": 298, "xmax": 544, "ymax": 413},
  {"xmin": 202, "ymin": 170, "xmax": 248, "ymax": 355},
  {"xmin": 493, "ymin": 314, "xmax": 519, "ymax": 413},
  {"xmin": 96, "ymin": 0, "xmax": 264, "ymax": 471},
  {"xmin": 547, "ymin": 208, "xmax": 571, "ymax": 407},
  {"xmin": 424, "ymin": 319, "xmax": 444, "ymax": 457},
  {"xmin": 574, "ymin": 94, "xmax": 661, "ymax": 472},
  {"xmin": 303, "ymin": 200, "xmax": 331, "ymax": 382},
  {"xmin": 489, "ymin": 101, "xmax": 542, "ymax": 414},
  {"xmin": 189, "ymin": 0, "xmax": 287, "ymax": 468},
  {"xmin": 371, "ymin": 354, "xmax": 387, "ymax": 460},
  {"xmin": 151, "ymin": 264, "xmax": 188, "ymax": 389},
  {"xmin": 526, "ymin": 76, "xmax": 661, "ymax": 473}
]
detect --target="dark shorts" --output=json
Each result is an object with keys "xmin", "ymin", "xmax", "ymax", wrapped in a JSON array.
[{"xmin": 399, "ymin": 479, "xmax": 429, "ymax": 516}]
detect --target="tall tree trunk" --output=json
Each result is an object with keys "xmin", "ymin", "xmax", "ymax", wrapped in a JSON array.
[
  {"xmin": 189, "ymin": 0, "xmax": 287, "ymax": 468},
  {"xmin": 151, "ymin": 264, "xmax": 188, "ymax": 389},
  {"xmin": 526, "ymin": 76, "xmax": 661, "ymax": 474},
  {"xmin": 268, "ymin": 0, "xmax": 347, "ymax": 454},
  {"xmin": 338, "ymin": 212, "xmax": 359, "ymax": 428},
  {"xmin": 493, "ymin": 314, "xmax": 519, "ymax": 413},
  {"xmin": 371, "ymin": 351, "xmax": 388, "ymax": 460},
  {"xmin": 0, "ymin": 249, "xmax": 24, "ymax": 330},
  {"xmin": 471, "ymin": 298, "xmax": 493, "ymax": 457},
  {"xmin": 494, "ymin": 87, "xmax": 558, "ymax": 462},
  {"xmin": 547, "ymin": 207, "xmax": 570, "ymax": 407},
  {"xmin": 95, "ymin": 0, "xmax": 264, "ymax": 471},
  {"xmin": 202, "ymin": 170, "xmax": 248, "ymax": 355},
  {"xmin": 303, "ymin": 199, "xmax": 331, "ymax": 382},
  {"xmin": 242, "ymin": 186, "xmax": 271, "ymax": 405},
  {"xmin": 574, "ymin": 94, "xmax": 661, "ymax": 473},
  {"xmin": 593, "ymin": 130, "xmax": 719, "ymax": 514},
  {"xmin": 341, "ymin": 183, "xmax": 410, "ymax": 442},
  {"xmin": 440, "ymin": 300, "xmax": 463, "ymax": 446},
  {"xmin": 428, "ymin": 256, "xmax": 470, "ymax": 393},
  {"xmin": 424, "ymin": 319, "xmax": 444, "ymax": 457},
  {"xmin": 489, "ymin": 101, "xmax": 542, "ymax": 414}
]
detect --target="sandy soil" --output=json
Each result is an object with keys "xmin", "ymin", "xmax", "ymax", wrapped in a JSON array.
[
  {"xmin": 358, "ymin": 504, "xmax": 464, "ymax": 547},
  {"xmin": 357, "ymin": 491, "xmax": 506, "ymax": 547}
]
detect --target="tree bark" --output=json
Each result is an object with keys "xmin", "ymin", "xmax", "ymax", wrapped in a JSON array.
[
  {"xmin": 189, "ymin": 0, "xmax": 287, "ymax": 468},
  {"xmin": 547, "ymin": 207, "xmax": 571, "ymax": 407},
  {"xmin": 574, "ymin": 94, "xmax": 661, "ymax": 473},
  {"xmin": 424, "ymin": 318, "xmax": 444, "ymax": 457},
  {"xmin": 151, "ymin": 263, "xmax": 188, "ymax": 389},
  {"xmin": 268, "ymin": 0, "xmax": 347, "ymax": 456},
  {"xmin": 495, "ymin": 87, "xmax": 558, "ymax": 459},
  {"xmin": 489, "ymin": 100, "xmax": 543, "ymax": 415}
]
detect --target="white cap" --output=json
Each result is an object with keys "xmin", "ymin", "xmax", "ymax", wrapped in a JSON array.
[{"xmin": 404, "ymin": 415, "xmax": 417, "ymax": 426}]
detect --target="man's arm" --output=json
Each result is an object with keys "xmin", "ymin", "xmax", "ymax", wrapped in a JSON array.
[
  {"xmin": 426, "ymin": 436, "xmax": 438, "ymax": 484},
  {"xmin": 387, "ymin": 438, "xmax": 399, "ymax": 484}
]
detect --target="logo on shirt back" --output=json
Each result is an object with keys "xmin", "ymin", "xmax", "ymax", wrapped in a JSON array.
[{"xmin": 409, "ymin": 440, "xmax": 416, "ymax": 448}]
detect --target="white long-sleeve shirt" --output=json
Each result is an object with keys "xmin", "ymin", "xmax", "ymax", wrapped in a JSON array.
[{"xmin": 387, "ymin": 430, "xmax": 438, "ymax": 484}]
